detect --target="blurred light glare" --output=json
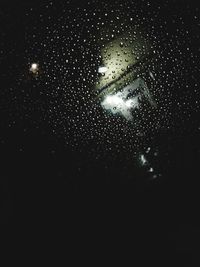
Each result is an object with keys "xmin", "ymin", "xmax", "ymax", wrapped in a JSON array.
[
  {"xmin": 140, "ymin": 154, "xmax": 147, "ymax": 165},
  {"xmin": 31, "ymin": 63, "xmax": 38, "ymax": 70},
  {"xmin": 98, "ymin": 66, "xmax": 108, "ymax": 73},
  {"xmin": 30, "ymin": 63, "xmax": 39, "ymax": 73}
]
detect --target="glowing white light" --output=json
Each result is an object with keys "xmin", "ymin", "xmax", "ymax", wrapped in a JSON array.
[
  {"xmin": 146, "ymin": 147, "xmax": 151, "ymax": 153},
  {"xmin": 31, "ymin": 63, "xmax": 38, "ymax": 69},
  {"xmin": 140, "ymin": 154, "xmax": 147, "ymax": 165},
  {"xmin": 125, "ymin": 99, "xmax": 133, "ymax": 108},
  {"xmin": 149, "ymin": 167, "xmax": 154, "ymax": 172},
  {"xmin": 100, "ymin": 78, "xmax": 155, "ymax": 120},
  {"xmin": 101, "ymin": 91, "xmax": 139, "ymax": 120},
  {"xmin": 101, "ymin": 93, "xmax": 139, "ymax": 120},
  {"xmin": 125, "ymin": 98, "xmax": 138, "ymax": 108},
  {"xmin": 30, "ymin": 63, "xmax": 39, "ymax": 73},
  {"xmin": 106, "ymin": 95, "xmax": 123, "ymax": 106},
  {"xmin": 98, "ymin": 66, "xmax": 108, "ymax": 73}
]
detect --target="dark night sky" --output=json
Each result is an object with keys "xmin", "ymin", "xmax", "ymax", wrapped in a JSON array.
[{"xmin": 1, "ymin": 0, "xmax": 200, "ymax": 263}]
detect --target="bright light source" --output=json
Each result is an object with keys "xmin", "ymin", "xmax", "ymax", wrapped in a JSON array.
[
  {"xmin": 105, "ymin": 95, "xmax": 123, "ymax": 106},
  {"xmin": 140, "ymin": 154, "xmax": 147, "ymax": 165},
  {"xmin": 149, "ymin": 167, "xmax": 154, "ymax": 172},
  {"xmin": 30, "ymin": 63, "xmax": 39, "ymax": 73},
  {"xmin": 101, "ymin": 92, "xmax": 139, "ymax": 120},
  {"xmin": 98, "ymin": 66, "xmax": 108, "ymax": 73},
  {"xmin": 31, "ymin": 63, "xmax": 38, "ymax": 70},
  {"xmin": 125, "ymin": 99, "xmax": 133, "ymax": 108}
]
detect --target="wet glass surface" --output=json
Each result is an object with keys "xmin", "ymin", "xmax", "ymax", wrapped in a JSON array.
[{"xmin": 0, "ymin": 0, "xmax": 200, "ymax": 261}]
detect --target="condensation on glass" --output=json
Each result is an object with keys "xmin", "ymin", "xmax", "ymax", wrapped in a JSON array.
[{"xmin": 95, "ymin": 29, "xmax": 157, "ymax": 120}]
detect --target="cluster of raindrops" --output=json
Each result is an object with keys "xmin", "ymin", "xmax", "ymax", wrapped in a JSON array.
[
  {"xmin": 138, "ymin": 146, "xmax": 162, "ymax": 181},
  {"xmin": 22, "ymin": 0, "xmax": 200, "ymax": 164}
]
